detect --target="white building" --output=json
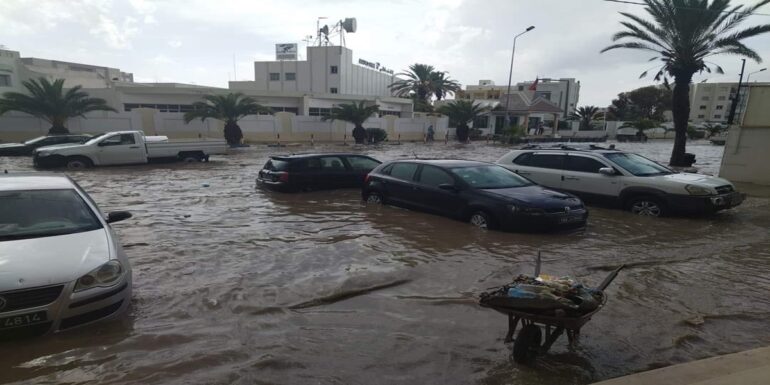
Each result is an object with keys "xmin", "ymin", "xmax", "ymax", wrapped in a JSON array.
[
  {"xmin": 0, "ymin": 46, "xmax": 434, "ymax": 143},
  {"xmin": 720, "ymin": 84, "xmax": 770, "ymax": 186},
  {"xmin": 247, "ymin": 45, "xmax": 396, "ymax": 97},
  {"xmin": 688, "ymin": 82, "xmax": 770, "ymax": 124},
  {"xmin": 457, "ymin": 78, "xmax": 580, "ymax": 117}
]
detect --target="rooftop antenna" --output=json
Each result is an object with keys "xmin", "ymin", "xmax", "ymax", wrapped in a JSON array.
[{"xmin": 315, "ymin": 17, "xmax": 328, "ymax": 46}]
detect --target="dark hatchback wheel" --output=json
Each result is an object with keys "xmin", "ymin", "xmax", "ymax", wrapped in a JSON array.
[
  {"xmin": 469, "ymin": 210, "xmax": 496, "ymax": 230},
  {"xmin": 365, "ymin": 192, "xmax": 384, "ymax": 204}
]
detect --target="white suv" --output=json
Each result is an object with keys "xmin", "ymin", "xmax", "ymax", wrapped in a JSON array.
[{"xmin": 496, "ymin": 145, "xmax": 744, "ymax": 217}]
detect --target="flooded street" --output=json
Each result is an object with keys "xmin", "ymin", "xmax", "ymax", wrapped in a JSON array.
[{"xmin": 1, "ymin": 140, "xmax": 769, "ymax": 385}]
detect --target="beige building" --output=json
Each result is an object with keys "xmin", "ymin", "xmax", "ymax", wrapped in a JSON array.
[
  {"xmin": 719, "ymin": 84, "xmax": 770, "ymax": 186},
  {"xmin": 456, "ymin": 78, "xmax": 580, "ymax": 117}
]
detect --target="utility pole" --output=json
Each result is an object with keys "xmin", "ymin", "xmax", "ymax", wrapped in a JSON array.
[
  {"xmin": 727, "ymin": 59, "xmax": 746, "ymax": 125},
  {"xmin": 504, "ymin": 26, "xmax": 535, "ymax": 131}
]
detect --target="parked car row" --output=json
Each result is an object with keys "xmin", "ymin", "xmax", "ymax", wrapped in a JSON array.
[
  {"xmin": 257, "ymin": 144, "xmax": 744, "ymax": 232},
  {"xmin": 1, "ymin": 131, "xmax": 228, "ymax": 169}
]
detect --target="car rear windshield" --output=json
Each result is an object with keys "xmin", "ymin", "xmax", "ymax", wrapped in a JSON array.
[
  {"xmin": 451, "ymin": 165, "xmax": 533, "ymax": 189},
  {"xmin": 264, "ymin": 159, "xmax": 290, "ymax": 171},
  {"xmin": 603, "ymin": 153, "xmax": 673, "ymax": 176},
  {"xmin": 0, "ymin": 189, "xmax": 103, "ymax": 242}
]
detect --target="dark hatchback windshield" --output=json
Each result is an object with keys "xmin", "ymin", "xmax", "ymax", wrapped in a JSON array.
[
  {"xmin": 0, "ymin": 189, "xmax": 103, "ymax": 241},
  {"xmin": 451, "ymin": 165, "xmax": 533, "ymax": 189},
  {"xmin": 604, "ymin": 152, "xmax": 673, "ymax": 176}
]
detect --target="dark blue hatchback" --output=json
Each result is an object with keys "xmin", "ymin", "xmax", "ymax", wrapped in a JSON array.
[{"xmin": 362, "ymin": 159, "xmax": 588, "ymax": 231}]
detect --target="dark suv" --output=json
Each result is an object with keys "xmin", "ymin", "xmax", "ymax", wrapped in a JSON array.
[
  {"xmin": 362, "ymin": 159, "xmax": 588, "ymax": 231},
  {"xmin": 257, "ymin": 153, "xmax": 381, "ymax": 192}
]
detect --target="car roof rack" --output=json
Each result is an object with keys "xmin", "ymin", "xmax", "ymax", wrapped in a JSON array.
[{"xmin": 519, "ymin": 143, "xmax": 617, "ymax": 151}]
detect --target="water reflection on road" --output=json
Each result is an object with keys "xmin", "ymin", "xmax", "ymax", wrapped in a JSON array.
[{"xmin": 1, "ymin": 140, "xmax": 769, "ymax": 385}]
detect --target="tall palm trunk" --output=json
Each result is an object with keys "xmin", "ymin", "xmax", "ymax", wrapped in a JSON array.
[
  {"xmin": 670, "ymin": 72, "xmax": 693, "ymax": 166},
  {"xmin": 352, "ymin": 124, "xmax": 366, "ymax": 144},
  {"xmin": 456, "ymin": 124, "xmax": 469, "ymax": 143},
  {"xmin": 49, "ymin": 117, "xmax": 69, "ymax": 135},
  {"xmin": 224, "ymin": 120, "xmax": 243, "ymax": 146}
]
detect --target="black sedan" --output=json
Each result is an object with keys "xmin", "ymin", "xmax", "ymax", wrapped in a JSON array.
[
  {"xmin": 0, "ymin": 135, "xmax": 92, "ymax": 156},
  {"xmin": 257, "ymin": 153, "xmax": 382, "ymax": 192},
  {"xmin": 362, "ymin": 159, "xmax": 588, "ymax": 231}
]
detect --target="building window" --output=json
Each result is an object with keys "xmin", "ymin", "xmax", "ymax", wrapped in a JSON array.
[
  {"xmin": 701, "ymin": 96, "xmax": 710, "ymax": 101},
  {"xmin": 473, "ymin": 115, "xmax": 489, "ymax": 128},
  {"xmin": 124, "ymin": 103, "xmax": 193, "ymax": 113},
  {"xmin": 697, "ymin": 114, "xmax": 705, "ymax": 118},
  {"xmin": 699, "ymin": 105, "xmax": 707, "ymax": 110},
  {"xmin": 380, "ymin": 111, "xmax": 400, "ymax": 117},
  {"xmin": 717, "ymin": 96, "xmax": 726, "ymax": 101},
  {"xmin": 285, "ymin": 72, "xmax": 296, "ymax": 81},
  {"xmin": 309, "ymin": 107, "xmax": 332, "ymax": 117},
  {"xmin": 330, "ymin": 87, "xmax": 338, "ymax": 94},
  {"xmin": 269, "ymin": 72, "xmax": 280, "ymax": 81},
  {"xmin": 0, "ymin": 74, "xmax": 10, "ymax": 87},
  {"xmin": 715, "ymin": 105, "xmax": 723, "ymax": 110},
  {"xmin": 714, "ymin": 114, "xmax": 722, "ymax": 119},
  {"xmin": 517, "ymin": 86, "xmax": 524, "ymax": 91},
  {"xmin": 330, "ymin": 66, "xmax": 338, "ymax": 74}
]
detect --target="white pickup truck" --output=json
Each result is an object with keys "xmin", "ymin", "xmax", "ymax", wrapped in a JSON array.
[{"xmin": 33, "ymin": 131, "xmax": 227, "ymax": 169}]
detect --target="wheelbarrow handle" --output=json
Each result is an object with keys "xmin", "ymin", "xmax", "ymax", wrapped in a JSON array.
[{"xmin": 596, "ymin": 264, "xmax": 625, "ymax": 292}]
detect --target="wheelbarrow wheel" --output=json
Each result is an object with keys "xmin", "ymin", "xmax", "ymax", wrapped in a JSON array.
[{"xmin": 513, "ymin": 324, "xmax": 542, "ymax": 364}]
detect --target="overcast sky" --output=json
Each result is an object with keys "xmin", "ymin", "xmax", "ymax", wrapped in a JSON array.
[{"xmin": 2, "ymin": 0, "xmax": 770, "ymax": 106}]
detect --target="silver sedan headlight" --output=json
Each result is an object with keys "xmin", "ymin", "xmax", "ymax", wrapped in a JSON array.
[
  {"xmin": 74, "ymin": 260, "xmax": 124, "ymax": 292},
  {"xmin": 685, "ymin": 184, "xmax": 712, "ymax": 196}
]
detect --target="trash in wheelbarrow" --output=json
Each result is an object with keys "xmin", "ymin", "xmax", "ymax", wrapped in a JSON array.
[{"xmin": 479, "ymin": 253, "xmax": 624, "ymax": 317}]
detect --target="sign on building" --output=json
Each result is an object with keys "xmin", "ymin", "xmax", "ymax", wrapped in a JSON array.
[{"xmin": 276, "ymin": 44, "xmax": 297, "ymax": 60}]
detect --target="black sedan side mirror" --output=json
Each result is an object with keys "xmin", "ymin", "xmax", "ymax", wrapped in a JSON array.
[
  {"xmin": 438, "ymin": 183, "xmax": 459, "ymax": 192},
  {"xmin": 107, "ymin": 211, "xmax": 132, "ymax": 223}
]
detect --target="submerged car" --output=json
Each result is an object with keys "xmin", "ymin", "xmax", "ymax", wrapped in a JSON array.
[
  {"xmin": 257, "ymin": 153, "xmax": 382, "ymax": 192},
  {"xmin": 362, "ymin": 159, "xmax": 588, "ymax": 231},
  {"xmin": 0, "ymin": 174, "xmax": 132, "ymax": 339},
  {"xmin": 496, "ymin": 144, "xmax": 744, "ymax": 217},
  {"xmin": 0, "ymin": 135, "xmax": 92, "ymax": 156}
]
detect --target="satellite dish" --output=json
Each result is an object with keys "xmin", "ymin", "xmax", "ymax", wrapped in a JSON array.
[
  {"xmin": 320, "ymin": 25, "xmax": 330, "ymax": 35},
  {"xmin": 342, "ymin": 18, "xmax": 357, "ymax": 33}
]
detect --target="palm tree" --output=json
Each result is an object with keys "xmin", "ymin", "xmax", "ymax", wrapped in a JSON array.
[
  {"xmin": 601, "ymin": 0, "xmax": 770, "ymax": 166},
  {"xmin": 0, "ymin": 77, "xmax": 116, "ymax": 135},
  {"xmin": 430, "ymin": 71, "xmax": 461, "ymax": 101},
  {"xmin": 389, "ymin": 64, "xmax": 435, "ymax": 102},
  {"xmin": 321, "ymin": 101, "xmax": 380, "ymax": 144},
  {"xmin": 568, "ymin": 106, "xmax": 604, "ymax": 131},
  {"xmin": 437, "ymin": 99, "xmax": 487, "ymax": 142},
  {"xmin": 183, "ymin": 93, "xmax": 271, "ymax": 146}
]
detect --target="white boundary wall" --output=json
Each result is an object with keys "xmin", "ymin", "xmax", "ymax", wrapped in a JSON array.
[{"xmin": 0, "ymin": 110, "xmax": 448, "ymax": 143}]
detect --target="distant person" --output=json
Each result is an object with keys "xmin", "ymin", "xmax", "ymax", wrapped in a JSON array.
[
  {"xmin": 536, "ymin": 121, "xmax": 544, "ymax": 135},
  {"xmin": 426, "ymin": 125, "xmax": 435, "ymax": 142}
]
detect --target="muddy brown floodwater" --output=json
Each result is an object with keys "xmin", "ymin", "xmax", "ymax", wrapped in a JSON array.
[{"xmin": 1, "ymin": 140, "xmax": 769, "ymax": 385}]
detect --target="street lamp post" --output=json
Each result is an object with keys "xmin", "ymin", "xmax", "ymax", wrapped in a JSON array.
[
  {"xmin": 736, "ymin": 68, "xmax": 767, "ymax": 122},
  {"xmin": 746, "ymin": 68, "xmax": 767, "ymax": 84},
  {"xmin": 504, "ymin": 26, "xmax": 535, "ymax": 132}
]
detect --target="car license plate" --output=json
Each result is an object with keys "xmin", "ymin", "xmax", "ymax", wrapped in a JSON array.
[
  {"xmin": 559, "ymin": 215, "xmax": 582, "ymax": 224},
  {"xmin": 0, "ymin": 311, "xmax": 47, "ymax": 329}
]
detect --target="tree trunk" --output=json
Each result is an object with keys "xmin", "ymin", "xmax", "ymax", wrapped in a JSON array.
[
  {"xmin": 48, "ymin": 124, "xmax": 70, "ymax": 135},
  {"xmin": 48, "ymin": 117, "xmax": 69, "ymax": 135},
  {"xmin": 456, "ymin": 124, "xmax": 469, "ymax": 142},
  {"xmin": 670, "ymin": 72, "xmax": 693, "ymax": 166},
  {"xmin": 224, "ymin": 121, "xmax": 243, "ymax": 147},
  {"xmin": 352, "ymin": 125, "xmax": 367, "ymax": 144}
]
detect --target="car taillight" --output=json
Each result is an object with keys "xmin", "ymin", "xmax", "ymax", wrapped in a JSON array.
[
  {"xmin": 364, "ymin": 173, "xmax": 372, "ymax": 184},
  {"xmin": 279, "ymin": 172, "xmax": 289, "ymax": 182}
]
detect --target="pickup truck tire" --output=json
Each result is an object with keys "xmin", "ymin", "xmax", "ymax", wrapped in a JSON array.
[
  {"xmin": 626, "ymin": 195, "xmax": 666, "ymax": 217},
  {"xmin": 66, "ymin": 156, "xmax": 93, "ymax": 170},
  {"xmin": 179, "ymin": 152, "xmax": 205, "ymax": 163}
]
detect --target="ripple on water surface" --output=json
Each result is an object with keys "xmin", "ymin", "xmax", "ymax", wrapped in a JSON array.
[{"xmin": 1, "ymin": 140, "xmax": 768, "ymax": 385}]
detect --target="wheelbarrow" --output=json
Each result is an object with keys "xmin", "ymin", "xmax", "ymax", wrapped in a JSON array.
[{"xmin": 479, "ymin": 253, "xmax": 624, "ymax": 364}]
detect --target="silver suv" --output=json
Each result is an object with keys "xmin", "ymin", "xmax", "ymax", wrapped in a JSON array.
[{"xmin": 496, "ymin": 144, "xmax": 744, "ymax": 217}]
